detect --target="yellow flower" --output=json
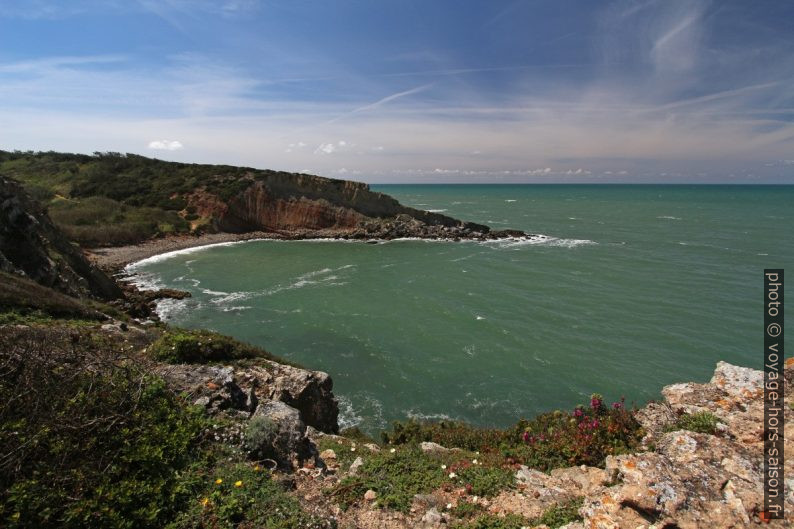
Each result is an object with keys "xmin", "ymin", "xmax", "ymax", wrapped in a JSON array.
[
  {"xmin": 200, "ymin": 497, "xmax": 210, "ymax": 507},
  {"xmin": 235, "ymin": 480, "xmax": 243, "ymax": 487},
  {"xmin": 254, "ymin": 465, "xmax": 262, "ymax": 472},
  {"xmin": 215, "ymin": 478, "xmax": 223, "ymax": 485}
]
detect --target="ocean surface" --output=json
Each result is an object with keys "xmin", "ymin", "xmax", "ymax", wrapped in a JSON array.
[{"xmin": 127, "ymin": 185, "xmax": 792, "ymax": 434}]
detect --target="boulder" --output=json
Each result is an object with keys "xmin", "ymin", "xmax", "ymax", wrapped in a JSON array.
[{"xmin": 247, "ymin": 400, "xmax": 313, "ymax": 469}]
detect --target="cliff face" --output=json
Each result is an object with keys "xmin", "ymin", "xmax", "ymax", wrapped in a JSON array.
[
  {"xmin": 0, "ymin": 176, "xmax": 121, "ymax": 300},
  {"xmin": 190, "ymin": 174, "xmax": 496, "ymax": 238}
]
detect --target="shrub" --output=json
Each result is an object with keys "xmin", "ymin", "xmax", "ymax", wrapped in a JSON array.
[
  {"xmin": 531, "ymin": 497, "xmax": 584, "ymax": 528},
  {"xmin": 665, "ymin": 411, "xmax": 719, "ymax": 435},
  {"xmin": 505, "ymin": 395, "xmax": 643, "ymax": 471},
  {"xmin": 0, "ymin": 326, "xmax": 208, "ymax": 529},
  {"xmin": 150, "ymin": 329, "xmax": 267, "ymax": 364},
  {"xmin": 243, "ymin": 417, "xmax": 278, "ymax": 459},
  {"xmin": 329, "ymin": 447, "xmax": 444, "ymax": 512},
  {"xmin": 381, "ymin": 420, "xmax": 506, "ymax": 452},
  {"xmin": 453, "ymin": 464, "xmax": 514, "ymax": 498},
  {"xmin": 450, "ymin": 513, "xmax": 530, "ymax": 529},
  {"xmin": 167, "ymin": 463, "xmax": 332, "ymax": 529}
]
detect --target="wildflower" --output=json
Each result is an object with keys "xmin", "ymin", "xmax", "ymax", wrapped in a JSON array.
[
  {"xmin": 441, "ymin": 464, "xmax": 447, "ymax": 470},
  {"xmin": 472, "ymin": 459, "xmax": 478, "ymax": 465},
  {"xmin": 350, "ymin": 446, "xmax": 356, "ymax": 452},
  {"xmin": 449, "ymin": 472, "xmax": 457, "ymax": 479},
  {"xmin": 522, "ymin": 431, "xmax": 530, "ymax": 443},
  {"xmin": 446, "ymin": 503, "xmax": 453, "ymax": 510},
  {"xmin": 215, "ymin": 478, "xmax": 223, "ymax": 485},
  {"xmin": 235, "ymin": 480, "xmax": 243, "ymax": 488},
  {"xmin": 200, "ymin": 497, "xmax": 210, "ymax": 507},
  {"xmin": 573, "ymin": 408, "xmax": 584, "ymax": 418},
  {"xmin": 390, "ymin": 448, "xmax": 396, "ymax": 453},
  {"xmin": 590, "ymin": 394, "xmax": 603, "ymax": 410},
  {"xmin": 612, "ymin": 401, "xmax": 623, "ymax": 410},
  {"xmin": 254, "ymin": 465, "xmax": 262, "ymax": 472},
  {"xmin": 591, "ymin": 419, "xmax": 600, "ymax": 429}
]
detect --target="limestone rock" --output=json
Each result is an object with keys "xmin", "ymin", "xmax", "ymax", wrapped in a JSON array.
[
  {"xmin": 364, "ymin": 489, "xmax": 378, "ymax": 501},
  {"xmin": 248, "ymin": 400, "xmax": 312, "ymax": 469}
]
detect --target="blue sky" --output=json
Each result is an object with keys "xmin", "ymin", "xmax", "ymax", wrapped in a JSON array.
[{"xmin": 1, "ymin": 0, "xmax": 793, "ymax": 183}]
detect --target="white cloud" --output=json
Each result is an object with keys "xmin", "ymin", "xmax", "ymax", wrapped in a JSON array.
[{"xmin": 148, "ymin": 139, "xmax": 183, "ymax": 150}]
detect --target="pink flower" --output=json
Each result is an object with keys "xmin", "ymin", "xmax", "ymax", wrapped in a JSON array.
[
  {"xmin": 612, "ymin": 402, "xmax": 623, "ymax": 410},
  {"xmin": 522, "ymin": 431, "xmax": 530, "ymax": 443},
  {"xmin": 573, "ymin": 408, "xmax": 584, "ymax": 418},
  {"xmin": 590, "ymin": 397, "xmax": 602, "ymax": 410},
  {"xmin": 591, "ymin": 419, "xmax": 600, "ymax": 429}
]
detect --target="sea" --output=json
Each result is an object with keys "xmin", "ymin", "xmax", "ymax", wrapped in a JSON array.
[{"xmin": 126, "ymin": 185, "xmax": 792, "ymax": 434}]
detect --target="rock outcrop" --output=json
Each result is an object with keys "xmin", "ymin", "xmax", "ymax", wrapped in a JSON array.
[
  {"xmin": 486, "ymin": 361, "xmax": 792, "ymax": 528},
  {"xmin": 191, "ymin": 174, "xmax": 516, "ymax": 240},
  {"xmin": 0, "ymin": 176, "xmax": 121, "ymax": 300}
]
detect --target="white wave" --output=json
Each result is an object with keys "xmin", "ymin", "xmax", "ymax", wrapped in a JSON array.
[
  {"xmin": 202, "ymin": 288, "xmax": 230, "ymax": 296},
  {"xmin": 505, "ymin": 199, "xmax": 517, "ymax": 202},
  {"xmin": 122, "ymin": 270, "xmax": 165, "ymax": 291},
  {"xmin": 125, "ymin": 238, "xmax": 269, "ymax": 269},
  {"xmin": 405, "ymin": 410, "xmax": 454, "ymax": 422},
  {"xmin": 155, "ymin": 297, "xmax": 194, "ymax": 321},
  {"xmin": 222, "ymin": 306, "xmax": 252, "ymax": 312},
  {"xmin": 464, "ymin": 344, "xmax": 476, "ymax": 357},
  {"xmin": 482, "ymin": 234, "xmax": 596, "ymax": 249},
  {"xmin": 427, "ymin": 209, "xmax": 448, "ymax": 213},
  {"xmin": 475, "ymin": 315, "xmax": 485, "ymax": 320},
  {"xmin": 657, "ymin": 216, "xmax": 682, "ymax": 220},
  {"xmin": 337, "ymin": 394, "xmax": 386, "ymax": 430}
]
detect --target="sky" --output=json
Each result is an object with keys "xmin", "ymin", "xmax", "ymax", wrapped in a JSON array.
[{"xmin": 1, "ymin": 0, "xmax": 793, "ymax": 183}]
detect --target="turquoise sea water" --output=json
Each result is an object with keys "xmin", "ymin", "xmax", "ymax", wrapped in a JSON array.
[{"xmin": 127, "ymin": 185, "xmax": 792, "ymax": 434}]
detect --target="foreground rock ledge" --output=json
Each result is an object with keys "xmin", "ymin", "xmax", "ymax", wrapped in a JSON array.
[
  {"xmin": 299, "ymin": 361, "xmax": 792, "ymax": 529},
  {"xmin": 487, "ymin": 361, "xmax": 793, "ymax": 529}
]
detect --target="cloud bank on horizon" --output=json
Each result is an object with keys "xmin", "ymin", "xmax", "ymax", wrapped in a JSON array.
[{"xmin": 0, "ymin": 0, "xmax": 792, "ymax": 183}]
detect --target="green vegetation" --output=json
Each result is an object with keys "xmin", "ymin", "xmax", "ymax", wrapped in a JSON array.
[
  {"xmin": 450, "ymin": 513, "xmax": 530, "ymax": 529},
  {"xmin": 0, "ymin": 323, "xmax": 330, "ymax": 529},
  {"xmin": 665, "ymin": 411, "xmax": 720, "ymax": 435},
  {"xmin": 167, "ymin": 463, "xmax": 332, "ymax": 529},
  {"xmin": 49, "ymin": 196, "xmax": 189, "ymax": 246},
  {"xmin": 0, "ymin": 150, "xmax": 310, "ymax": 245},
  {"xmin": 330, "ymin": 447, "xmax": 445, "ymax": 512},
  {"xmin": 532, "ymin": 497, "xmax": 584, "ymax": 528},
  {"xmin": 382, "ymin": 395, "xmax": 643, "ymax": 473},
  {"xmin": 149, "ymin": 328, "xmax": 283, "ymax": 364},
  {"xmin": 0, "ymin": 271, "xmax": 105, "ymax": 321},
  {"xmin": 454, "ymin": 465, "xmax": 514, "ymax": 498},
  {"xmin": 381, "ymin": 420, "xmax": 506, "ymax": 452}
]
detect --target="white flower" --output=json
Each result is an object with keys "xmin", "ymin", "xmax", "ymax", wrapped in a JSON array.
[
  {"xmin": 390, "ymin": 448, "xmax": 396, "ymax": 453},
  {"xmin": 448, "ymin": 472, "xmax": 457, "ymax": 479},
  {"xmin": 441, "ymin": 464, "xmax": 447, "ymax": 470},
  {"xmin": 472, "ymin": 459, "xmax": 478, "ymax": 465},
  {"xmin": 445, "ymin": 503, "xmax": 453, "ymax": 510},
  {"xmin": 350, "ymin": 447, "xmax": 356, "ymax": 452}
]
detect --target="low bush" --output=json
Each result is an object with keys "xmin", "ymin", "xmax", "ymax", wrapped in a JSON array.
[
  {"xmin": 167, "ymin": 463, "xmax": 332, "ymax": 529},
  {"xmin": 504, "ymin": 394, "xmax": 643, "ymax": 471},
  {"xmin": 330, "ymin": 447, "xmax": 445, "ymax": 512},
  {"xmin": 149, "ymin": 328, "xmax": 268, "ymax": 364},
  {"xmin": 665, "ymin": 411, "xmax": 719, "ymax": 435},
  {"xmin": 450, "ymin": 513, "xmax": 529, "ymax": 529},
  {"xmin": 453, "ymin": 464, "xmax": 514, "ymax": 498},
  {"xmin": 381, "ymin": 420, "xmax": 506, "ymax": 452},
  {"xmin": 0, "ymin": 327, "xmax": 208, "ymax": 529},
  {"xmin": 531, "ymin": 497, "xmax": 583, "ymax": 528}
]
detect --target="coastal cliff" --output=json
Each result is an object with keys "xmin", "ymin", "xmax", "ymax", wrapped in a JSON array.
[{"xmin": 0, "ymin": 150, "xmax": 519, "ymax": 246}]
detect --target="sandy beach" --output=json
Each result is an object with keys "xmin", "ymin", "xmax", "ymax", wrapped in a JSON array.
[{"xmin": 86, "ymin": 231, "xmax": 279, "ymax": 270}]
